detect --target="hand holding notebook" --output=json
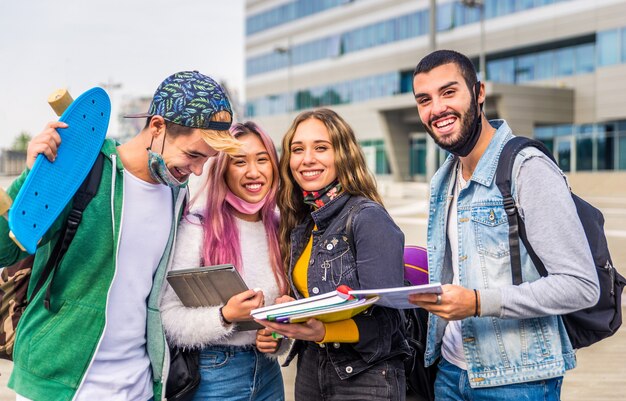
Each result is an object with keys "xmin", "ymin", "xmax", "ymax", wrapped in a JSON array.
[
  {"xmin": 251, "ymin": 283, "xmax": 442, "ymax": 324},
  {"xmin": 166, "ymin": 264, "xmax": 264, "ymax": 331}
]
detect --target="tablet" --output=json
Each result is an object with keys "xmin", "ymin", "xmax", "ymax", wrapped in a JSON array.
[{"xmin": 166, "ymin": 264, "xmax": 263, "ymax": 331}]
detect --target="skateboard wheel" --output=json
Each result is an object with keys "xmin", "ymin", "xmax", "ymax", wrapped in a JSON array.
[{"xmin": 48, "ymin": 89, "xmax": 74, "ymax": 117}]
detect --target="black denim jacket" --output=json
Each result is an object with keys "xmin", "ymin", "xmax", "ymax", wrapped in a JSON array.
[{"xmin": 283, "ymin": 193, "xmax": 411, "ymax": 379}]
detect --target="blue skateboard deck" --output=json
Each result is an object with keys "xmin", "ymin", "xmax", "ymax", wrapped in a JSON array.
[{"xmin": 8, "ymin": 87, "xmax": 110, "ymax": 254}]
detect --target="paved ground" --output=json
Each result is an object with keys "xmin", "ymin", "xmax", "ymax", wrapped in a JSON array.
[{"xmin": 1, "ymin": 176, "xmax": 625, "ymax": 400}]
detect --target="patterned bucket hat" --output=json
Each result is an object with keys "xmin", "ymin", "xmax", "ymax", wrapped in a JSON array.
[{"xmin": 124, "ymin": 70, "xmax": 232, "ymax": 131}]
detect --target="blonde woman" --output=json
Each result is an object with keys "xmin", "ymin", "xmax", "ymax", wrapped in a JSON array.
[{"xmin": 260, "ymin": 108, "xmax": 410, "ymax": 401}]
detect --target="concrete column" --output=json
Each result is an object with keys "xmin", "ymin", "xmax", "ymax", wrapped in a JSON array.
[
  {"xmin": 426, "ymin": 137, "xmax": 438, "ymax": 182},
  {"xmin": 378, "ymin": 111, "xmax": 411, "ymax": 181}
]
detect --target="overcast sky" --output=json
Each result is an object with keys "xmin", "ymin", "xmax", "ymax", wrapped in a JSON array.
[{"xmin": 0, "ymin": 0, "xmax": 244, "ymax": 149}]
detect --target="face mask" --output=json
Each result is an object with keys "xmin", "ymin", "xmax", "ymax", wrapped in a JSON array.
[
  {"xmin": 225, "ymin": 189, "xmax": 267, "ymax": 215},
  {"xmin": 302, "ymin": 180, "xmax": 343, "ymax": 209},
  {"xmin": 147, "ymin": 131, "xmax": 186, "ymax": 188}
]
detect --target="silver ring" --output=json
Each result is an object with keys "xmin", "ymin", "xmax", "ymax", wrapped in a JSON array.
[{"xmin": 435, "ymin": 294, "xmax": 442, "ymax": 305}]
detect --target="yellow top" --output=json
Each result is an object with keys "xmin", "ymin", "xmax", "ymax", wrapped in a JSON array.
[{"xmin": 292, "ymin": 229, "xmax": 359, "ymax": 343}]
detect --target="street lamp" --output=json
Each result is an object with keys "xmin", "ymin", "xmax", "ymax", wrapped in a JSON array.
[
  {"xmin": 274, "ymin": 38, "xmax": 292, "ymax": 115},
  {"xmin": 461, "ymin": 0, "xmax": 486, "ymax": 81},
  {"xmin": 429, "ymin": 0, "xmax": 437, "ymax": 51}
]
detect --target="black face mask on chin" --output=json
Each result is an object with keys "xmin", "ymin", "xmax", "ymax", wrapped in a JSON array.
[{"xmin": 446, "ymin": 81, "xmax": 484, "ymax": 158}]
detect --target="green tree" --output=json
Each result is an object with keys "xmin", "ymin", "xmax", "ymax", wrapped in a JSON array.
[{"xmin": 12, "ymin": 132, "xmax": 31, "ymax": 152}]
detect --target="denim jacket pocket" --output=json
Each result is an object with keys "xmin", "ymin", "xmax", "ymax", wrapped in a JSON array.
[
  {"xmin": 471, "ymin": 205, "xmax": 510, "ymax": 259},
  {"xmin": 316, "ymin": 236, "xmax": 358, "ymax": 288}
]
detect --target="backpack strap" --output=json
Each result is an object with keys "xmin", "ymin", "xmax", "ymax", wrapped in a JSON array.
[
  {"xmin": 495, "ymin": 137, "xmax": 555, "ymax": 284},
  {"xmin": 344, "ymin": 197, "xmax": 374, "ymax": 259},
  {"xmin": 30, "ymin": 153, "xmax": 105, "ymax": 309}
]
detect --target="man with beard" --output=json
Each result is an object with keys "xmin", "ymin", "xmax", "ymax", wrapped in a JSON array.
[{"xmin": 408, "ymin": 50, "xmax": 599, "ymax": 400}]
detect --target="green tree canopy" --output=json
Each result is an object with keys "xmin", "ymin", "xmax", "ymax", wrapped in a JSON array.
[{"xmin": 12, "ymin": 132, "xmax": 31, "ymax": 152}]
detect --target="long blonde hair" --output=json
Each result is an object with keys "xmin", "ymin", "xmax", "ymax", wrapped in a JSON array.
[{"xmin": 277, "ymin": 108, "xmax": 383, "ymax": 269}]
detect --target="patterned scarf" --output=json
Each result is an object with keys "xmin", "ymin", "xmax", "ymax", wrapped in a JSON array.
[{"xmin": 302, "ymin": 180, "xmax": 343, "ymax": 209}]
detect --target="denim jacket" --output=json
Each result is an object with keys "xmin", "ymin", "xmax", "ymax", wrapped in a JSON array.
[
  {"xmin": 425, "ymin": 120, "xmax": 577, "ymax": 388},
  {"xmin": 284, "ymin": 193, "xmax": 410, "ymax": 379}
]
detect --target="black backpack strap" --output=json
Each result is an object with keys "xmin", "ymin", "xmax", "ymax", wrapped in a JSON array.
[
  {"xmin": 344, "ymin": 197, "xmax": 374, "ymax": 258},
  {"xmin": 495, "ymin": 137, "xmax": 555, "ymax": 284},
  {"xmin": 30, "ymin": 153, "xmax": 105, "ymax": 309}
]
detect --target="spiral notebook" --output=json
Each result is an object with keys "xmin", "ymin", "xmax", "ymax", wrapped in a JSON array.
[{"xmin": 166, "ymin": 264, "xmax": 263, "ymax": 331}]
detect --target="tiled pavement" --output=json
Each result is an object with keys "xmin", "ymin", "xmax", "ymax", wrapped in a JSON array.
[{"xmin": 1, "ymin": 176, "xmax": 624, "ymax": 400}]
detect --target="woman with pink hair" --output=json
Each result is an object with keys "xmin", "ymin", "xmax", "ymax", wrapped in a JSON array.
[{"xmin": 161, "ymin": 122, "xmax": 288, "ymax": 401}]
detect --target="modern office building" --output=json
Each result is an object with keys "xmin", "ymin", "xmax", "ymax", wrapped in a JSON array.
[{"xmin": 245, "ymin": 0, "xmax": 626, "ymax": 183}]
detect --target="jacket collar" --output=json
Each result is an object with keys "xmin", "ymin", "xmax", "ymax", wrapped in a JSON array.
[
  {"xmin": 462, "ymin": 119, "xmax": 513, "ymax": 188},
  {"xmin": 310, "ymin": 191, "xmax": 351, "ymax": 231}
]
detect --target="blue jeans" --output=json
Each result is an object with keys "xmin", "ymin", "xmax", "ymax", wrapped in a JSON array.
[
  {"xmin": 191, "ymin": 344, "xmax": 285, "ymax": 401},
  {"xmin": 435, "ymin": 358, "xmax": 563, "ymax": 401}
]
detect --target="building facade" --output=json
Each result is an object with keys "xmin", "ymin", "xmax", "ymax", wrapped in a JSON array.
[{"xmin": 245, "ymin": 0, "xmax": 626, "ymax": 182}]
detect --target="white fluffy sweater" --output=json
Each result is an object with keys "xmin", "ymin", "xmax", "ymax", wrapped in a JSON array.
[{"xmin": 161, "ymin": 215, "xmax": 281, "ymax": 348}]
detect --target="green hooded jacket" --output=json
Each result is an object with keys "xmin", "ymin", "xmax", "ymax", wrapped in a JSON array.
[{"xmin": 0, "ymin": 139, "xmax": 186, "ymax": 401}]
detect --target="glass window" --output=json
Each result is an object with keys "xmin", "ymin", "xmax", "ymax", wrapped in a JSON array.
[
  {"xmin": 365, "ymin": 25, "xmax": 376, "ymax": 48},
  {"xmin": 295, "ymin": 90, "xmax": 310, "ymax": 110},
  {"xmin": 576, "ymin": 136, "xmax": 593, "ymax": 171},
  {"xmin": 622, "ymin": 27, "xmax": 626, "ymax": 63},
  {"xmin": 518, "ymin": 0, "xmax": 537, "ymax": 11},
  {"xmin": 487, "ymin": 58, "xmax": 515, "ymax": 83},
  {"xmin": 535, "ymin": 50, "xmax": 554, "ymax": 80},
  {"xmin": 453, "ymin": 3, "xmax": 466, "ymax": 28},
  {"xmin": 504, "ymin": 0, "xmax": 517, "ymax": 14},
  {"xmin": 596, "ymin": 131, "xmax": 615, "ymax": 170},
  {"xmin": 484, "ymin": 0, "xmax": 500, "ymax": 19},
  {"xmin": 488, "ymin": 0, "xmax": 516, "ymax": 17},
  {"xmin": 515, "ymin": 54, "xmax": 535, "ymax": 83},
  {"xmin": 353, "ymin": 27, "xmax": 364, "ymax": 52},
  {"xmin": 398, "ymin": 14, "xmax": 411, "ymax": 40},
  {"xmin": 554, "ymin": 124, "xmax": 572, "ymax": 137},
  {"xmin": 555, "ymin": 47, "xmax": 574, "ymax": 77},
  {"xmin": 597, "ymin": 29, "xmax": 619, "ymax": 66},
  {"xmin": 437, "ymin": 2, "xmax": 453, "ymax": 32},
  {"xmin": 379, "ymin": 21, "xmax": 391, "ymax": 45},
  {"xmin": 575, "ymin": 124, "xmax": 594, "ymax": 135},
  {"xmin": 619, "ymin": 134, "xmax": 626, "ymax": 170},
  {"xmin": 575, "ymin": 43, "xmax": 595, "ymax": 74},
  {"xmin": 375, "ymin": 140, "xmax": 391, "ymax": 175},
  {"xmin": 410, "ymin": 137, "xmax": 427, "ymax": 175},
  {"xmin": 246, "ymin": 103, "xmax": 255, "ymax": 118},
  {"xmin": 342, "ymin": 31, "xmax": 353, "ymax": 54},
  {"xmin": 417, "ymin": 10, "xmax": 429, "ymax": 36},
  {"xmin": 328, "ymin": 35, "xmax": 342, "ymax": 57},
  {"xmin": 400, "ymin": 71, "xmax": 414, "ymax": 94},
  {"xmin": 386, "ymin": 19, "xmax": 397, "ymax": 43},
  {"xmin": 383, "ymin": 73, "xmax": 393, "ymax": 97},
  {"xmin": 534, "ymin": 126, "xmax": 555, "ymax": 139},
  {"xmin": 463, "ymin": 4, "xmax": 481, "ymax": 25},
  {"xmin": 335, "ymin": 82, "xmax": 347, "ymax": 105},
  {"xmin": 556, "ymin": 139, "xmax": 572, "ymax": 172}
]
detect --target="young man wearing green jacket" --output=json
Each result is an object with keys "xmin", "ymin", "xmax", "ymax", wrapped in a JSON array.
[{"xmin": 0, "ymin": 71, "xmax": 240, "ymax": 401}]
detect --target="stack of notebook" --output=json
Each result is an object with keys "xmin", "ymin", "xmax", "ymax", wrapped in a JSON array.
[{"xmin": 252, "ymin": 283, "xmax": 442, "ymax": 323}]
